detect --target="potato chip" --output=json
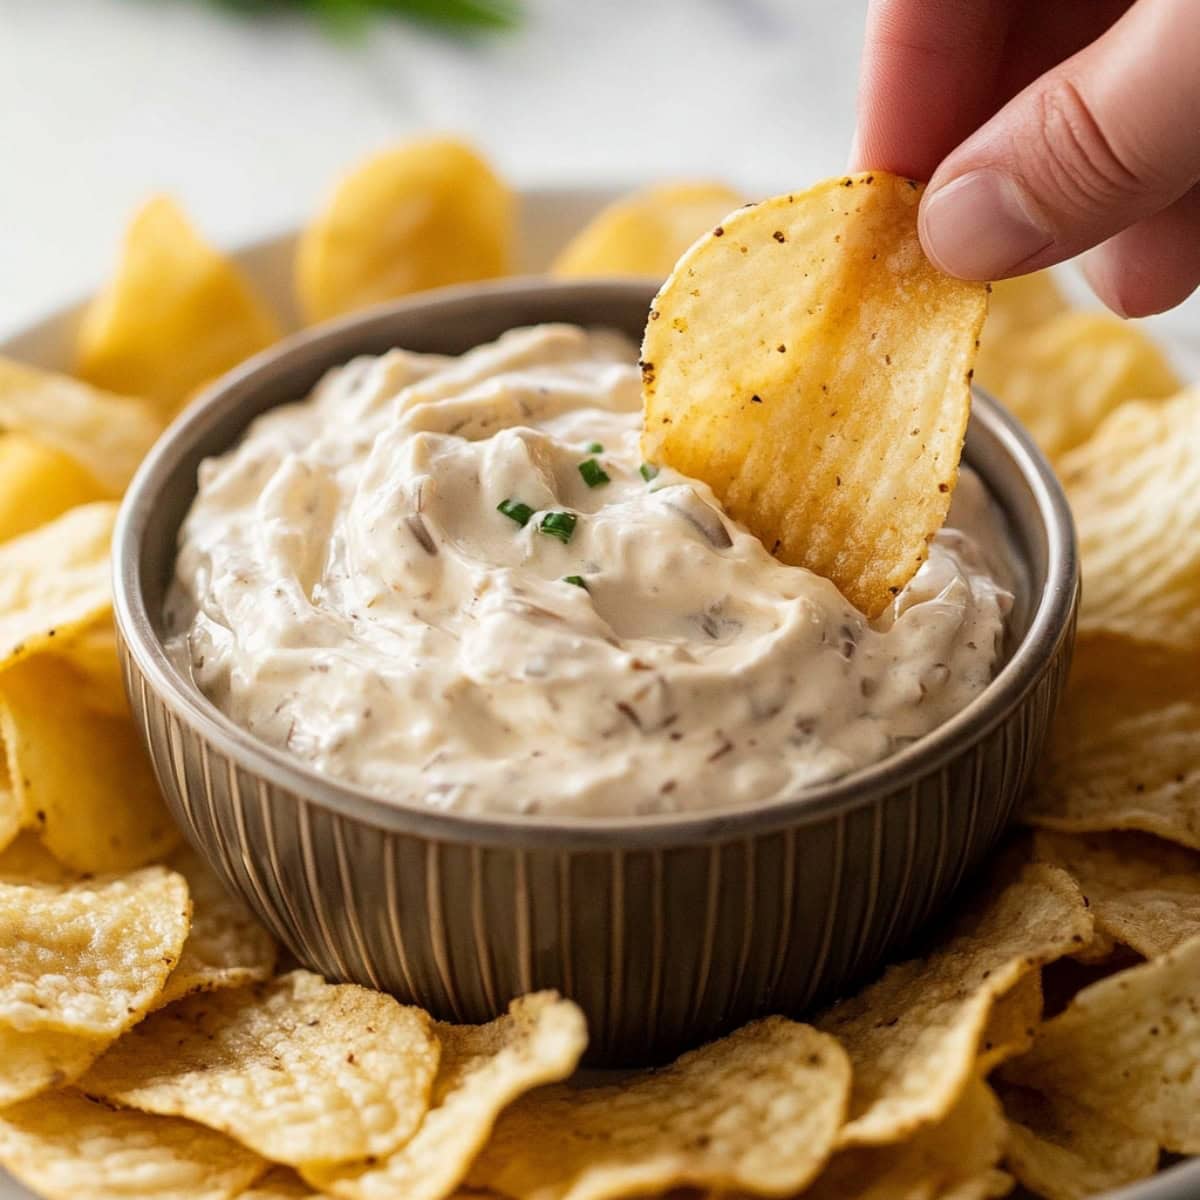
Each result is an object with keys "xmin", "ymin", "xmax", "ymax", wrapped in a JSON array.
[
  {"xmin": 0, "ymin": 357, "xmax": 160, "ymax": 494},
  {"xmin": 77, "ymin": 196, "xmax": 281, "ymax": 414},
  {"xmin": 52, "ymin": 616, "xmax": 129, "ymax": 718},
  {"xmin": 1060, "ymin": 386, "xmax": 1200, "ymax": 650},
  {"xmin": 463, "ymin": 1018, "xmax": 849, "ymax": 1200},
  {"xmin": 0, "ymin": 1090, "xmax": 266, "ymax": 1200},
  {"xmin": 1033, "ymin": 831, "xmax": 1200, "ymax": 958},
  {"xmin": 998, "ymin": 1082, "xmax": 1159, "ymax": 1200},
  {"xmin": 817, "ymin": 862, "xmax": 1091, "ymax": 1147},
  {"xmin": 0, "ymin": 1025, "xmax": 110, "ymax": 1108},
  {"xmin": 551, "ymin": 182, "xmax": 744, "ymax": 279},
  {"xmin": 0, "ymin": 742, "xmax": 18, "ymax": 857},
  {"xmin": 976, "ymin": 311, "xmax": 1179, "ymax": 460},
  {"xmin": 0, "ymin": 433, "xmax": 106, "ymax": 543},
  {"xmin": 977, "ymin": 971, "xmax": 1043, "ymax": 1074},
  {"xmin": 295, "ymin": 138, "xmax": 513, "ymax": 323},
  {"xmin": 1002, "ymin": 934, "xmax": 1200, "ymax": 1153},
  {"xmin": 305, "ymin": 992, "xmax": 587, "ymax": 1200},
  {"xmin": 157, "ymin": 844, "xmax": 276, "ymax": 1008},
  {"xmin": 978, "ymin": 270, "xmax": 1067, "ymax": 346},
  {"xmin": 0, "ymin": 832, "xmax": 78, "ymax": 883},
  {"xmin": 239, "ymin": 1167, "xmax": 324, "ymax": 1200},
  {"xmin": 640, "ymin": 172, "xmax": 988, "ymax": 616},
  {"xmin": 0, "ymin": 654, "xmax": 181, "ymax": 872},
  {"xmin": 1023, "ymin": 635, "xmax": 1200, "ymax": 850},
  {"xmin": 81, "ymin": 969, "xmax": 439, "ymax": 1167},
  {"xmin": 0, "ymin": 866, "xmax": 188, "ymax": 1035}
]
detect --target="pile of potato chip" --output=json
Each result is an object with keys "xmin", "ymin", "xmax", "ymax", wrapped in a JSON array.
[{"xmin": 0, "ymin": 137, "xmax": 1196, "ymax": 1200}]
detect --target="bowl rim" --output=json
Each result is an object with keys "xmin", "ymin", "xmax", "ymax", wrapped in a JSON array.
[{"xmin": 113, "ymin": 276, "xmax": 1079, "ymax": 849}]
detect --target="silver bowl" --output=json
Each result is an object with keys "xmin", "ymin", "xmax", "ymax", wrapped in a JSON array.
[{"xmin": 113, "ymin": 277, "xmax": 1078, "ymax": 1065}]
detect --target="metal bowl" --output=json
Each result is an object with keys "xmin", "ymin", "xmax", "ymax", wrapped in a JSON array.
[{"xmin": 113, "ymin": 277, "xmax": 1078, "ymax": 1065}]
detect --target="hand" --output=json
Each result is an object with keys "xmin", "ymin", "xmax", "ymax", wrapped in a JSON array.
[{"xmin": 851, "ymin": 0, "xmax": 1200, "ymax": 316}]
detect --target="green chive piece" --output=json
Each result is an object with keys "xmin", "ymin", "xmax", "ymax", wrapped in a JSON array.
[
  {"xmin": 539, "ymin": 511, "xmax": 577, "ymax": 544},
  {"xmin": 578, "ymin": 458, "xmax": 611, "ymax": 488},
  {"xmin": 586, "ymin": 441, "xmax": 604, "ymax": 453},
  {"xmin": 563, "ymin": 575, "xmax": 587, "ymax": 589},
  {"xmin": 497, "ymin": 498, "xmax": 534, "ymax": 527},
  {"xmin": 639, "ymin": 463, "xmax": 660, "ymax": 482}
]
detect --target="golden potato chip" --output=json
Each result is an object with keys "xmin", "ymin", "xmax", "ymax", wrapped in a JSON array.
[
  {"xmin": 0, "ymin": 741, "xmax": 18, "ymax": 856},
  {"xmin": 802, "ymin": 1076, "xmax": 1009, "ymax": 1200},
  {"xmin": 979, "ymin": 270, "xmax": 1067, "ymax": 345},
  {"xmin": 0, "ymin": 866, "xmax": 188, "ymax": 1035},
  {"xmin": 640, "ymin": 172, "xmax": 988, "ymax": 616},
  {"xmin": 977, "ymin": 970, "xmax": 1043, "ymax": 1074},
  {"xmin": 998, "ymin": 1082, "xmax": 1159, "ymax": 1200},
  {"xmin": 0, "ymin": 654, "xmax": 180, "ymax": 872},
  {"xmin": 463, "ymin": 1018, "xmax": 849, "ymax": 1200},
  {"xmin": 239, "ymin": 1167, "xmax": 324, "ymax": 1200},
  {"xmin": 1002, "ymin": 934, "xmax": 1200, "ymax": 1153},
  {"xmin": 976, "ymin": 310, "xmax": 1179, "ymax": 460},
  {"xmin": 1033, "ymin": 831, "xmax": 1200, "ymax": 958},
  {"xmin": 305, "ymin": 992, "xmax": 587, "ymax": 1200},
  {"xmin": 1023, "ymin": 635, "xmax": 1200, "ymax": 850},
  {"xmin": 0, "ymin": 357, "xmax": 160, "ymax": 494},
  {"xmin": 77, "ymin": 196, "xmax": 281, "ymax": 413},
  {"xmin": 1060, "ymin": 386, "xmax": 1200, "ymax": 650},
  {"xmin": 157, "ymin": 844, "xmax": 276, "ymax": 1008},
  {"xmin": 817, "ymin": 862, "xmax": 1091, "ymax": 1147},
  {"xmin": 0, "ymin": 1025, "xmax": 109, "ymax": 1108},
  {"xmin": 82, "ymin": 969, "xmax": 439, "ymax": 1167},
  {"xmin": 296, "ymin": 138, "xmax": 513, "ymax": 323},
  {"xmin": 0, "ymin": 1090, "xmax": 266, "ymax": 1200},
  {"xmin": 551, "ymin": 182, "xmax": 744, "ymax": 279},
  {"xmin": 52, "ymin": 616, "xmax": 129, "ymax": 718},
  {"xmin": 0, "ymin": 433, "xmax": 106, "ymax": 543},
  {"xmin": 0, "ymin": 832, "xmax": 78, "ymax": 883}
]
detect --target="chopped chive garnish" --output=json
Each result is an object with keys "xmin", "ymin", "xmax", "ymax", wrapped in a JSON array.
[
  {"xmin": 563, "ymin": 574, "xmax": 587, "ymax": 589},
  {"xmin": 497, "ymin": 498, "xmax": 534, "ymax": 527},
  {"xmin": 578, "ymin": 458, "xmax": 611, "ymax": 488},
  {"xmin": 586, "ymin": 441, "xmax": 604, "ymax": 453},
  {"xmin": 639, "ymin": 462, "xmax": 660, "ymax": 482},
  {"xmin": 539, "ymin": 511, "xmax": 577, "ymax": 544}
]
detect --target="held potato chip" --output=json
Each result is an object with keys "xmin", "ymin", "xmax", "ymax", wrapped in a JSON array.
[
  {"xmin": 464, "ymin": 1019, "xmax": 850, "ymax": 1200},
  {"xmin": 977, "ymin": 970, "xmax": 1043, "ymax": 1074},
  {"xmin": 551, "ymin": 182, "xmax": 744, "ymax": 279},
  {"xmin": 0, "ymin": 1090, "xmax": 267, "ymax": 1200},
  {"xmin": 640, "ymin": 172, "xmax": 988, "ymax": 616},
  {"xmin": 0, "ymin": 357, "xmax": 160, "ymax": 494},
  {"xmin": 81, "ymin": 969, "xmax": 440, "ymax": 1167},
  {"xmin": 817, "ymin": 862, "xmax": 1091, "ymax": 1147},
  {"xmin": 305, "ymin": 992, "xmax": 587, "ymax": 1200},
  {"xmin": 1060, "ymin": 386, "xmax": 1200, "ymax": 650},
  {"xmin": 295, "ymin": 137, "xmax": 513, "ymax": 323},
  {"xmin": 76, "ymin": 196, "xmax": 281, "ymax": 414},
  {"xmin": 1001, "ymin": 934, "xmax": 1200, "ymax": 1154},
  {"xmin": 0, "ymin": 654, "xmax": 181, "ymax": 872},
  {"xmin": 0, "ymin": 433, "xmax": 106, "ymax": 543}
]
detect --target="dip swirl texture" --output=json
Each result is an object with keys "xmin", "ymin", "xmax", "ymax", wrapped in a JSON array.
[{"xmin": 168, "ymin": 325, "xmax": 1014, "ymax": 817}]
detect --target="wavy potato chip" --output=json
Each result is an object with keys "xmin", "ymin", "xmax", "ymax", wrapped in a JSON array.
[
  {"xmin": 0, "ymin": 1090, "xmax": 266, "ymax": 1200},
  {"xmin": 465, "ymin": 1018, "xmax": 849, "ymax": 1200},
  {"xmin": 817, "ymin": 862, "xmax": 1091, "ymax": 1147},
  {"xmin": 977, "ymin": 970, "xmax": 1043, "ymax": 1074},
  {"xmin": 296, "ymin": 137, "xmax": 513, "ymax": 323},
  {"xmin": 1002, "ymin": 935, "xmax": 1200, "ymax": 1154},
  {"xmin": 82, "ymin": 969, "xmax": 440, "ymax": 1167},
  {"xmin": 0, "ymin": 433, "xmax": 106, "ymax": 543},
  {"xmin": 307, "ymin": 992, "xmax": 587, "ymax": 1200},
  {"xmin": 77, "ymin": 196, "xmax": 280, "ymax": 413},
  {"xmin": 551, "ymin": 181, "xmax": 744, "ymax": 279},
  {"xmin": 998, "ymin": 1083, "xmax": 1159, "ymax": 1200},
  {"xmin": 1061, "ymin": 386, "xmax": 1200, "ymax": 649},
  {"xmin": 640, "ymin": 172, "xmax": 988, "ymax": 616},
  {"xmin": 0, "ymin": 357, "xmax": 160, "ymax": 494}
]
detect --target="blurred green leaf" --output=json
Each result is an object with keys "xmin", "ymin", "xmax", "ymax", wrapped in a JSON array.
[{"xmin": 203, "ymin": 0, "xmax": 521, "ymax": 34}]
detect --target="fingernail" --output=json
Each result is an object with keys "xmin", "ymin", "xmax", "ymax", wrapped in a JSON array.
[{"xmin": 920, "ymin": 169, "xmax": 1053, "ymax": 278}]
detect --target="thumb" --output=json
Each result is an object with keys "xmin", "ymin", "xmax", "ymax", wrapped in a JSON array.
[{"xmin": 918, "ymin": 0, "xmax": 1200, "ymax": 281}]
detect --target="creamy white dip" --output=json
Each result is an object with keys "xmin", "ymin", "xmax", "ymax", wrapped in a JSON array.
[{"xmin": 168, "ymin": 325, "xmax": 1015, "ymax": 818}]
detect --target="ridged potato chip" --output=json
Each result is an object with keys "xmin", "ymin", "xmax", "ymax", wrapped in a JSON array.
[
  {"xmin": 296, "ymin": 137, "xmax": 513, "ymax": 323},
  {"xmin": 0, "ymin": 1090, "xmax": 266, "ymax": 1200},
  {"xmin": 977, "ymin": 970, "xmax": 1043, "ymax": 1074},
  {"xmin": 1001, "ymin": 934, "xmax": 1200, "ymax": 1154},
  {"xmin": 817, "ymin": 862, "xmax": 1091, "ymax": 1147},
  {"xmin": 307, "ymin": 992, "xmax": 587, "ymax": 1200},
  {"xmin": 82, "ymin": 969, "xmax": 440, "ymax": 1167},
  {"xmin": 1024, "ymin": 635, "xmax": 1200, "ymax": 850},
  {"xmin": 0, "ymin": 433, "xmax": 106, "ymax": 543},
  {"xmin": 0, "ymin": 357, "xmax": 160, "ymax": 494},
  {"xmin": 998, "ymin": 1083, "xmax": 1159, "ymax": 1200},
  {"xmin": 1061, "ymin": 386, "xmax": 1200, "ymax": 650},
  {"xmin": 0, "ymin": 654, "xmax": 180, "ymax": 872},
  {"xmin": 77, "ymin": 196, "xmax": 280, "ymax": 413},
  {"xmin": 464, "ymin": 1018, "xmax": 849, "ymax": 1200},
  {"xmin": 640, "ymin": 172, "xmax": 988, "ymax": 616},
  {"xmin": 551, "ymin": 181, "xmax": 744, "ymax": 279}
]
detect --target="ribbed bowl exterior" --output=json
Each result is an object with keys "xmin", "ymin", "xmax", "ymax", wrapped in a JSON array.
[{"xmin": 113, "ymin": 279, "xmax": 1080, "ymax": 1066}]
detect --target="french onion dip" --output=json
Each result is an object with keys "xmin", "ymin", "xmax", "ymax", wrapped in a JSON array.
[{"xmin": 168, "ymin": 325, "xmax": 1014, "ymax": 818}]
